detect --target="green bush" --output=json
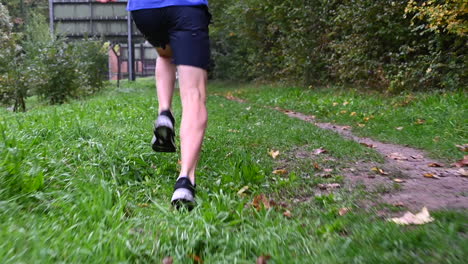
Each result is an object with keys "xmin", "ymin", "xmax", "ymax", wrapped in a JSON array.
[
  {"xmin": 32, "ymin": 38, "xmax": 81, "ymax": 104},
  {"xmin": 72, "ymin": 39, "xmax": 109, "ymax": 95},
  {"xmin": 0, "ymin": 3, "xmax": 28, "ymax": 111},
  {"xmin": 209, "ymin": 0, "xmax": 467, "ymax": 91}
]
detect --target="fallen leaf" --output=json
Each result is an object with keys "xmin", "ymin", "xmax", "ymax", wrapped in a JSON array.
[
  {"xmin": 318, "ymin": 183, "xmax": 341, "ymax": 190},
  {"xmin": 423, "ymin": 173, "xmax": 440, "ymax": 179},
  {"xmin": 452, "ymin": 156, "xmax": 468, "ymax": 167},
  {"xmin": 283, "ymin": 210, "xmax": 292, "ymax": 218},
  {"xmin": 357, "ymin": 123, "xmax": 366, "ymax": 127},
  {"xmin": 342, "ymin": 126, "xmax": 352, "ymax": 130},
  {"xmin": 313, "ymin": 163, "xmax": 321, "ymax": 170},
  {"xmin": 340, "ymin": 110, "xmax": 347, "ymax": 114},
  {"xmin": 256, "ymin": 255, "xmax": 271, "ymax": 264},
  {"xmin": 246, "ymin": 106, "xmax": 251, "ymax": 111},
  {"xmin": 339, "ymin": 208, "xmax": 350, "ymax": 216},
  {"xmin": 313, "ymin": 147, "xmax": 328, "ymax": 155},
  {"xmin": 415, "ymin": 119, "xmax": 426, "ymax": 125},
  {"xmin": 363, "ymin": 117, "xmax": 371, "ymax": 122},
  {"xmin": 137, "ymin": 203, "xmax": 150, "ymax": 208},
  {"xmin": 268, "ymin": 150, "xmax": 280, "ymax": 159},
  {"xmin": 343, "ymin": 101, "xmax": 349, "ymax": 106},
  {"xmin": 428, "ymin": 162, "xmax": 444, "ymax": 167},
  {"xmin": 237, "ymin": 186, "xmax": 249, "ymax": 196},
  {"xmin": 411, "ymin": 155, "xmax": 424, "ymax": 160},
  {"xmin": 433, "ymin": 136, "xmax": 440, "ymax": 142},
  {"xmin": 162, "ymin": 257, "xmax": 173, "ymax": 264},
  {"xmin": 332, "ymin": 102, "xmax": 339, "ymax": 106},
  {"xmin": 371, "ymin": 167, "xmax": 389, "ymax": 175},
  {"xmin": 455, "ymin": 144, "xmax": 468, "ymax": 152},
  {"xmin": 388, "ymin": 152, "xmax": 408, "ymax": 160},
  {"xmin": 228, "ymin": 129, "xmax": 240, "ymax": 133},
  {"xmin": 188, "ymin": 254, "xmax": 203, "ymax": 264},
  {"xmin": 389, "ymin": 207, "xmax": 434, "ymax": 225},
  {"xmin": 252, "ymin": 194, "xmax": 272, "ymax": 210},
  {"xmin": 393, "ymin": 178, "xmax": 405, "ymax": 183},
  {"xmin": 360, "ymin": 142, "xmax": 375, "ymax": 148},
  {"xmin": 350, "ymin": 112, "xmax": 357, "ymax": 116},
  {"xmin": 459, "ymin": 168, "xmax": 468, "ymax": 177},
  {"xmin": 392, "ymin": 202, "xmax": 405, "ymax": 207},
  {"xmin": 272, "ymin": 169, "xmax": 288, "ymax": 175},
  {"xmin": 395, "ymin": 126, "xmax": 404, "ymax": 131}
]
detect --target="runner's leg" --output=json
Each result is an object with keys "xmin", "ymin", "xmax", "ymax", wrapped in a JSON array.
[
  {"xmin": 155, "ymin": 46, "xmax": 176, "ymax": 113},
  {"xmin": 177, "ymin": 65, "xmax": 208, "ymax": 185}
]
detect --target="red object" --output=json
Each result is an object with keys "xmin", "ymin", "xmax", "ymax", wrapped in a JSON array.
[{"xmin": 95, "ymin": 0, "xmax": 116, "ymax": 3}]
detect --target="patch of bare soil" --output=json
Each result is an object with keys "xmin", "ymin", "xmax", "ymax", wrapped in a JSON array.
[
  {"xmin": 224, "ymin": 96, "xmax": 468, "ymax": 211},
  {"xmin": 282, "ymin": 109, "xmax": 468, "ymax": 211}
]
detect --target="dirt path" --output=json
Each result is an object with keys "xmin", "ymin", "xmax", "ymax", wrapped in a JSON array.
[{"xmin": 224, "ymin": 95, "xmax": 468, "ymax": 211}]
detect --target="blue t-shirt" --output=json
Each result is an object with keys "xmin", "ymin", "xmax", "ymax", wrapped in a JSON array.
[{"xmin": 127, "ymin": 0, "xmax": 208, "ymax": 11}]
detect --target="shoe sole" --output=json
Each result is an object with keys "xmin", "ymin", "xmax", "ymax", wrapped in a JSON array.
[
  {"xmin": 171, "ymin": 188, "xmax": 195, "ymax": 211},
  {"xmin": 152, "ymin": 126, "xmax": 176, "ymax": 152}
]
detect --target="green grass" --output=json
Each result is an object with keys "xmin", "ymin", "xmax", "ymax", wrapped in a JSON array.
[
  {"xmin": 211, "ymin": 83, "xmax": 467, "ymax": 162},
  {"xmin": 0, "ymin": 79, "xmax": 466, "ymax": 263}
]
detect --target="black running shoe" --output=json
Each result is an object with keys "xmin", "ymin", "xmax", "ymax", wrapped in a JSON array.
[
  {"xmin": 171, "ymin": 177, "xmax": 196, "ymax": 211},
  {"xmin": 151, "ymin": 110, "xmax": 176, "ymax": 152}
]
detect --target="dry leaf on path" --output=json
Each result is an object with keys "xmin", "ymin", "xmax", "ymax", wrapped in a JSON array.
[
  {"xmin": 455, "ymin": 144, "xmax": 468, "ymax": 152},
  {"xmin": 411, "ymin": 155, "xmax": 424, "ymax": 160},
  {"xmin": 360, "ymin": 142, "xmax": 375, "ymax": 148},
  {"xmin": 371, "ymin": 167, "xmax": 389, "ymax": 175},
  {"xmin": 458, "ymin": 169, "xmax": 468, "ymax": 177},
  {"xmin": 388, "ymin": 152, "xmax": 408, "ymax": 160},
  {"xmin": 252, "ymin": 194, "xmax": 272, "ymax": 210},
  {"xmin": 393, "ymin": 178, "xmax": 405, "ymax": 183},
  {"xmin": 389, "ymin": 207, "xmax": 434, "ymax": 225},
  {"xmin": 268, "ymin": 150, "xmax": 280, "ymax": 159},
  {"xmin": 313, "ymin": 163, "xmax": 321, "ymax": 170},
  {"xmin": 272, "ymin": 169, "xmax": 288, "ymax": 175},
  {"xmin": 415, "ymin": 119, "xmax": 426, "ymax": 125},
  {"xmin": 428, "ymin": 162, "xmax": 444, "ymax": 167},
  {"xmin": 342, "ymin": 126, "xmax": 352, "ymax": 130},
  {"xmin": 318, "ymin": 183, "xmax": 341, "ymax": 190},
  {"xmin": 423, "ymin": 173, "xmax": 440, "ymax": 179},
  {"xmin": 162, "ymin": 257, "xmax": 173, "ymax": 264},
  {"xmin": 237, "ymin": 186, "xmax": 249, "ymax": 196},
  {"xmin": 452, "ymin": 156, "xmax": 468, "ymax": 167},
  {"xmin": 313, "ymin": 147, "xmax": 328, "ymax": 155},
  {"xmin": 256, "ymin": 255, "xmax": 271, "ymax": 264},
  {"xmin": 339, "ymin": 208, "xmax": 350, "ymax": 216}
]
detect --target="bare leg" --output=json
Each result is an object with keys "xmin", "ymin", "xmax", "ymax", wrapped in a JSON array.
[
  {"xmin": 155, "ymin": 46, "xmax": 176, "ymax": 113},
  {"xmin": 177, "ymin": 65, "xmax": 208, "ymax": 185}
]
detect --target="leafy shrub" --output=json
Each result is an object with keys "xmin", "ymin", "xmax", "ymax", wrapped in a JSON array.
[
  {"xmin": 72, "ymin": 39, "xmax": 109, "ymax": 95},
  {"xmin": 0, "ymin": 3, "xmax": 28, "ymax": 111},
  {"xmin": 209, "ymin": 0, "xmax": 467, "ymax": 91},
  {"xmin": 31, "ymin": 38, "xmax": 81, "ymax": 104}
]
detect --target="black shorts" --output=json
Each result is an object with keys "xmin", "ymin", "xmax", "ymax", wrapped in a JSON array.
[{"xmin": 131, "ymin": 6, "xmax": 211, "ymax": 70}]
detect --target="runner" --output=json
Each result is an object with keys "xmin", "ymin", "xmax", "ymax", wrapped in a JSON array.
[{"xmin": 99, "ymin": 0, "xmax": 211, "ymax": 210}]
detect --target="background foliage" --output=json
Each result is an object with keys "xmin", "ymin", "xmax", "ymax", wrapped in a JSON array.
[
  {"xmin": 209, "ymin": 0, "xmax": 467, "ymax": 92},
  {"xmin": 0, "ymin": 2, "xmax": 108, "ymax": 111}
]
